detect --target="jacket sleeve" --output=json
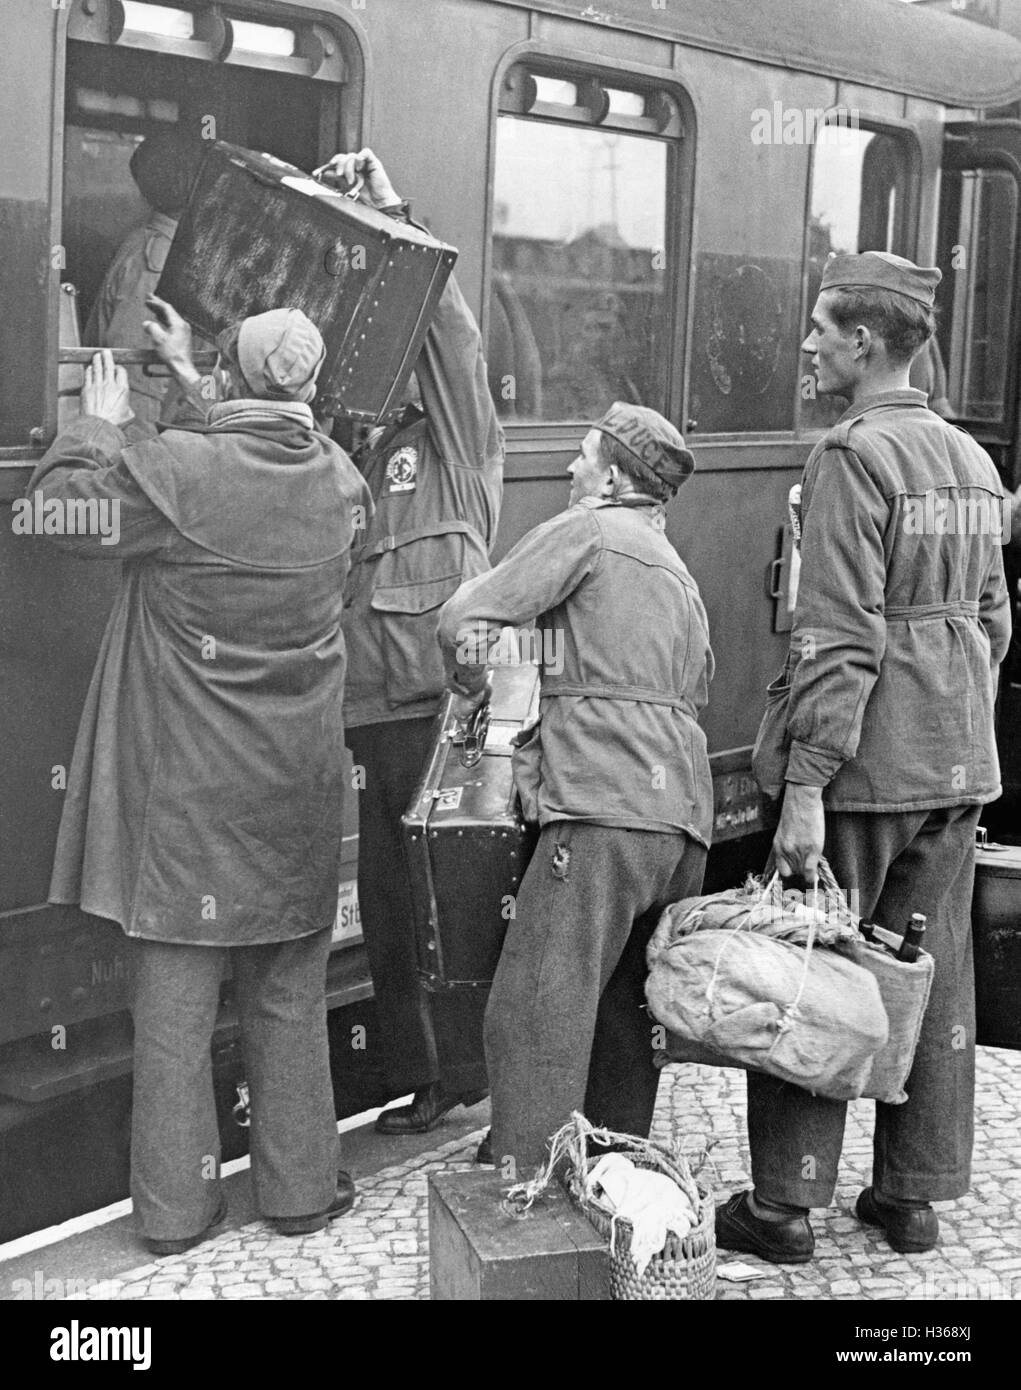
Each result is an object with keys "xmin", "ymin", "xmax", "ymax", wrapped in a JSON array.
[
  {"xmin": 438, "ymin": 507, "xmax": 601, "ymax": 694},
  {"xmin": 414, "ymin": 270, "xmax": 503, "ymax": 476},
  {"xmin": 785, "ymin": 445, "xmax": 889, "ymax": 787},
  {"xmin": 979, "ymin": 548, "xmax": 1012, "ymax": 670},
  {"xmin": 23, "ymin": 416, "xmax": 175, "ymax": 559}
]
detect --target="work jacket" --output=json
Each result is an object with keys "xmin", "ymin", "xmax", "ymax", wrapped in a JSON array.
[
  {"xmin": 26, "ymin": 402, "xmax": 371, "ymax": 945},
  {"xmin": 438, "ymin": 497, "xmax": 715, "ymax": 845},
  {"xmin": 783, "ymin": 388, "xmax": 1011, "ymax": 811},
  {"xmin": 342, "ymin": 270, "xmax": 504, "ymax": 728}
]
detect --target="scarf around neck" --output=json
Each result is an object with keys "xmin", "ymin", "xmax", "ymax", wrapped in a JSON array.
[{"xmin": 205, "ymin": 399, "xmax": 315, "ymax": 433}]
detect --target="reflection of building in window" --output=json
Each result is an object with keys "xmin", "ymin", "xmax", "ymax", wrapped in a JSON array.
[{"xmin": 487, "ymin": 68, "xmax": 679, "ymax": 423}]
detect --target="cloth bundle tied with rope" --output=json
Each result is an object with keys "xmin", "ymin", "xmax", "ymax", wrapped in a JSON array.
[{"xmin": 645, "ymin": 866, "xmax": 890, "ymax": 1101}]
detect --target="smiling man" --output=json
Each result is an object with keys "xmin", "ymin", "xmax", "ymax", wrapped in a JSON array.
[
  {"xmin": 438, "ymin": 402, "xmax": 713, "ymax": 1173},
  {"xmin": 720, "ymin": 252, "xmax": 1011, "ymax": 1264}
]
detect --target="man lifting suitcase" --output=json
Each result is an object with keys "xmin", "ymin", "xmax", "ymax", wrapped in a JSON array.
[
  {"xmin": 315, "ymin": 149, "xmax": 505, "ymax": 1134},
  {"xmin": 438, "ymin": 404, "xmax": 714, "ymax": 1173}
]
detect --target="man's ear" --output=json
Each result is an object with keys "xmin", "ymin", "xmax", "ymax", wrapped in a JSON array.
[
  {"xmin": 853, "ymin": 325, "xmax": 872, "ymax": 361},
  {"xmin": 602, "ymin": 462, "xmax": 620, "ymax": 497}
]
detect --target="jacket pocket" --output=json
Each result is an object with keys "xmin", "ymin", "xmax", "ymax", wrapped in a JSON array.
[
  {"xmin": 511, "ymin": 718, "xmax": 543, "ymax": 823},
  {"xmin": 370, "ymin": 572, "xmax": 462, "ymax": 709},
  {"xmin": 751, "ymin": 666, "xmax": 793, "ymax": 799}
]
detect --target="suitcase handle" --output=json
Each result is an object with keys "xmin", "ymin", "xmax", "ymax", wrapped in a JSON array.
[{"xmin": 450, "ymin": 699, "xmax": 491, "ymax": 768}]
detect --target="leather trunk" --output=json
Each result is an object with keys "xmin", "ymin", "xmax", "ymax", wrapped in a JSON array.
[
  {"xmin": 403, "ymin": 662, "xmax": 540, "ymax": 992},
  {"xmin": 973, "ymin": 839, "xmax": 1021, "ymax": 1051},
  {"xmin": 157, "ymin": 141, "xmax": 457, "ymax": 421}
]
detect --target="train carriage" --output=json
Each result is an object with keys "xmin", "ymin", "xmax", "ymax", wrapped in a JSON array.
[{"xmin": 1, "ymin": 0, "xmax": 1019, "ymax": 1240}]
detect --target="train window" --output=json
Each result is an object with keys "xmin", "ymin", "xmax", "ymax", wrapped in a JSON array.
[
  {"xmin": 800, "ymin": 123, "xmax": 915, "ymax": 429},
  {"xmin": 936, "ymin": 168, "xmax": 1018, "ymax": 424},
  {"xmin": 487, "ymin": 64, "xmax": 684, "ymax": 424},
  {"xmin": 18, "ymin": 0, "xmax": 358, "ymax": 443}
]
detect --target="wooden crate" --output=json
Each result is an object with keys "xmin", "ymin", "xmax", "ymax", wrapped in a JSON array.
[{"xmin": 429, "ymin": 1170, "xmax": 610, "ymax": 1301}]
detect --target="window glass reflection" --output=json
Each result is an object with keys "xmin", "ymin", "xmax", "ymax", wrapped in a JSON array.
[
  {"xmin": 488, "ymin": 117, "xmax": 670, "ymax": 422},
  {"xmin": 938, "ymin": 168, "xmax": 1017, "ymax": 423},
  {"xmin": 801, "ymin": 127, "xmax": 912, "ymax": 429}
]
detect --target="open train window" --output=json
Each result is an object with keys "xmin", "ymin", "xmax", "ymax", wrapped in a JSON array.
[
  {"xmin": 46, "ymin": 0, "xmax": 359, "ymax": 438},
  {"xmin": 486, "ymin": 62, "xmax": 687, "ymax": 425},
  {"xmin": 800, "ymin": 121, "xmax": 918, "ymax": 431}
]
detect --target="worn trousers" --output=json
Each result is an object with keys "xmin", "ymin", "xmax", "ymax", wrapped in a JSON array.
[
  {"xmin": 485, "ymin": 821, "xmax": 708, "ymax": 1174},
  {"xmin": 747, "ymin": 804, "xmax": 981, "ymax": 1208},
  {"xmin": 129, "ymin": 929, "xmax": 339, "ymax": 1241},
  {"xmin": 346, "ymin": 719, "xmax": 489, "ymax": 1097}
]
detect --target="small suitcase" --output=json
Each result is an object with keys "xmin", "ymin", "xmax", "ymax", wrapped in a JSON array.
[
  {"xmin": 403, "ymin": 661, "xmax": 540, "ymax": 992},
  {"xmin": 157, "ymin": 141, "xmax": 457, "ymax": 421},
  {"xmin": 973, "ymin": 838, "xmax": 1021, "ymax": 1051}
]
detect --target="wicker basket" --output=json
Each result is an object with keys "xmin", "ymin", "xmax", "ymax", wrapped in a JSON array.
[
  {"xmin": 570, "ymin": 1137, "xmax": 715, "ymax": 1301},
  {"xmin": 504, "ymin": 1112, "xmax": 716, "ymax": 1301}
]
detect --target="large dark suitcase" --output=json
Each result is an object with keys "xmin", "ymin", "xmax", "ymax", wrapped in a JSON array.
[
  {"xmin": 403, "ymin": 662, "xmax": 540, "ymax": 992},
  {"xmin": 157, "ymin": 141, "xmax": 457, "ymax": 422},
  {"xmin": 973, "ymin": 837, "xmax": 1021, "ymax": 1050}
]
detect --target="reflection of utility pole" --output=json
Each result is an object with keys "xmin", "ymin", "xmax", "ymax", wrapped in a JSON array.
[{"xmin": 604, "ymin": 133, "xmax": 620, "ymax": 233}]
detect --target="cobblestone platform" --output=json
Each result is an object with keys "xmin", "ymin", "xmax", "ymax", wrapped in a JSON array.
[{"xmin": 7, "ymin": 1047, "xmax": 1020, "ymax": 1301}]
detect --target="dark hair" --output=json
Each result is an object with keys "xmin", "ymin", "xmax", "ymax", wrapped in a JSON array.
[
  {"xmin": 597, "ymin": 432, "xmax": 673, "ymax": 502},
  {"xmin": 825, "ymin": 287, "xmax": 935, "ymax": 366},
  {"xmin": 130, "ymin": 129, "xmax": 205, "ymax": 215}
]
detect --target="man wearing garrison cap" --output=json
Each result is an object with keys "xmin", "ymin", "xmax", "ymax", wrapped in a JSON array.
[
  {"xmin": 26, "ymin": 298, "xmax": 372, "ymax": 1252},
  {"xmin": 438, "ymin": 403, "xmax": 713, "ymax": 1171},
  {"xmin": 718, "ymin": 252, "xmax": 1011, "ymax": 1264}
]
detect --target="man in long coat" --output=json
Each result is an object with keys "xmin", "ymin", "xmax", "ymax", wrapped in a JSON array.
[
  {"xmin": 719, "ymin": 253, "xmax": 1011, "ymax": 1264},
  {"xmin": 26, "ymin": 302, "xmax": 371, "ymax": 1253}
]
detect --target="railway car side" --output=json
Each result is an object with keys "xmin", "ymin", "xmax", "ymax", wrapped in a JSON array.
[{"xmin": 1, "ymin": 0, "xmax": 1019, "ymax": 1240}]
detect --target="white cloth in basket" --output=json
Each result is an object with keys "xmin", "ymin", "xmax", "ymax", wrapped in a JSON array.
[{"xmin": 588, "ymin": 1153, "xmax": 698, "ymax": 1276}]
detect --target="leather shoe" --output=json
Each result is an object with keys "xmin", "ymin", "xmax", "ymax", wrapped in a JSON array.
[
  {"xmin": 715, "ymin": 1190, "xmax": 814, "ymax": 1265},
  {"xmin": 375, "ymin": 1083, "xmax": 489, "ymax": 1135},
  {"xmin": 144, "ymin": 1196, "xmax": 227, "ymax": 1257},
  {"xmin": 856, "ymin": 1186, "xmax": 938, "ymax": 1253},
  {"xmin": 270, "ymin": 1171, "xmax": 356, "ymax": 1236},
  {"xmin": 475, "ymin": 1129, "xmax": 493, "ymax": 1165}
]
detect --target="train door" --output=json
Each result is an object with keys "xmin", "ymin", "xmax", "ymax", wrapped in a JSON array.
[{"xmin": 936, "ymin": 120, "xmax": 1021, "ymax": 831}]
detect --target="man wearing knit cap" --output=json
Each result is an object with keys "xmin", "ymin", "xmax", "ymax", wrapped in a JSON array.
[
  {"xmin": 719, "ymin": 251, "xmax": 1011, "ymax": 1264},
  {"xmin": 438, "ymin": 403, "xmax": 713, "ymax": 1172},
  {"xmin": 27, "ymin": 295, "xmax": 372, "ymax": 1253},
  {"xmin": 85, "ymin": 128, "xmax": 207, "ymax": 426}
]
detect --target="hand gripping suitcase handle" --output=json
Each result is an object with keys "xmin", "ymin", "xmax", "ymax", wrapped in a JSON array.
[{"xmin": 450, "ymin": 699, "xmax": 491, "ymax": 769}]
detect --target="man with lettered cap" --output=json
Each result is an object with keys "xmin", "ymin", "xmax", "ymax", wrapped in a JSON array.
[
  {"xmin": 26, "ymin": 299, "xmax": 371, "ymax": 1252},
  {"xmin": 438, "ymin": 402, "xmax": 714, "ymax": 1172},
  {"xmin": 722, "ymin": 251, "xmax": 1011, "ymax": 1263}
]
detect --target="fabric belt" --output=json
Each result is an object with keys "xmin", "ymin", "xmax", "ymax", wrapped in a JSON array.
[
  {"xmin": 352, "ymin": 520, "xmax": 485, "ymax": 565},
  {"xmin": 542, "ymin": 680, "xmax": 696, "ymax": 715},
  {"xmin": 884, "ymin": 600, "xmax": 980, "ymax": 622}
]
